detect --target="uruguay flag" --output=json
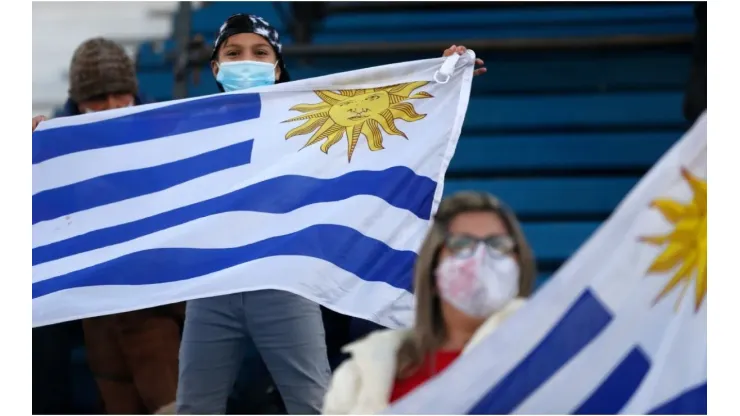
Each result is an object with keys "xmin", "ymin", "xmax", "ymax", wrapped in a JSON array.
[
  {"xmin": 387, "ymin": 114, "xmax": 707, "ymax": 414},
  {"xmin": 32, "ymin": 53, "xmax": 476, "ymax": 328}
]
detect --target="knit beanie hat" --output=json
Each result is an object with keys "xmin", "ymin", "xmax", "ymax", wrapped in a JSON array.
[
  {"xmin": 68, "ymin": 38, "xmax": 138, "ymax": 103},
  {"xmin": 211, "ymin": 14, "xmax": 291, "ymax": 84}
]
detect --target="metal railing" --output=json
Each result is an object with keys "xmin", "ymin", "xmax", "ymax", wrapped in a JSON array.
[{"xmin": 172, "ymin": 2, "xmax": 194, "ymax": 99}]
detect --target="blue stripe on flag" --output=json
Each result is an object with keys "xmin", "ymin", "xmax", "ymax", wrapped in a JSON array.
[
  {"xmin": 573, "ymin": 347, "xmax": 651, "ymax": 414},
  {"xmin": 32, "ymin": 93, "xmax": 261, "ymax": 164},
  {"xmin": 648, "ymin": 383, "xmax": 707, "ymax": 415},
  {"xmin": 33, "ymin": 140, "xmax": 254, "ymax": 224},
  {"xmin": 33, "ymin": 166, "xmax": 436, "ymax": 266},
  {"xmin": 32, "ymin": 224, "xmax": 416, "ymax": 298},
  {"xmin": 467, "ymin": 290, "xmax": 613, "ymax": 415}
]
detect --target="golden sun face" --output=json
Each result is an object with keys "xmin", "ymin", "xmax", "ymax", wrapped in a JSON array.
[
  {"xmin": 281, "ymin": 82, "xmax": 433, "ymax": 161},
  {"xmin": 642, "ymin": 168, "xmax": 707, "ymax": 312},
  {"xmin": 329, "ymin": 90, "xmax": 391, "ymax": 127}
]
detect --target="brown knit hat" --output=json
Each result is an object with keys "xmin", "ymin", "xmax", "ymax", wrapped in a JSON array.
[{"xmin": 68, "ymin": 38, "xmax": 138, "ymax": 103}]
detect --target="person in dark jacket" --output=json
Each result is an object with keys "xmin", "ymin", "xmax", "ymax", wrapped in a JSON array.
[{"xmin": 32, "ymin": 37, "xmax": 185, "ymax": 415}]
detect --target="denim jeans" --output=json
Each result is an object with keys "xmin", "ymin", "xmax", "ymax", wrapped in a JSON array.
[{"xmin": 176, "ymin": 290, "xmax": 331, "ymax": 414}]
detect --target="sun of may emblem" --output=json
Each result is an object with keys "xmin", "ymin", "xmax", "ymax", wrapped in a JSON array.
[
  {"xmin": 642, "ymin": 168, "xmax": 707, "ymax": 312},
  {"xmin": 281, "ymin": 81, "xmax": 433, "ymax": 161}
]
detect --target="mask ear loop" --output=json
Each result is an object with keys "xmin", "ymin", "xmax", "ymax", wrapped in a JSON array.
[
  {"xmin": 273, "ymin": 60, "xmax": 283, "ymax": 83},
  {"xmin": 214, "ymin": 61, "xmax": 226, "ymax": 92}
]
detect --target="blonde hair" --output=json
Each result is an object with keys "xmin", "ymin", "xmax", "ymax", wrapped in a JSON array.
[{"xmin": 396, "ymin": 191, "xmax": 536, "ymax": 377}]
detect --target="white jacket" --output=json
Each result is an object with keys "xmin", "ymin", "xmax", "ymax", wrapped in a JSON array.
[{"xmin": 322, "ymin": 298, "xmax": 526, "ymax": 415}]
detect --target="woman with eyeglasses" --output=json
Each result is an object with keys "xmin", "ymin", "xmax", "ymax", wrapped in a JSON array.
[{"xmin": 322, "ymin": 191, "xmax": 537, "ymax": 414}]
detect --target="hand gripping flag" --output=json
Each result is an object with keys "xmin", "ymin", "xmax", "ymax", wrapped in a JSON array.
[
  {"xmin": 32, "ymin": 53, "xmax": 477, "ymax": 328},
  {"xmin": 387, "ymin": 113, "xmax": 707, "ymax": 414}
]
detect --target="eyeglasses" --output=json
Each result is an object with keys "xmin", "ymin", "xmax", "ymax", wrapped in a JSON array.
[{"xmin": 443, "ymin": 233, "xmax": 516, "ymax": 258}]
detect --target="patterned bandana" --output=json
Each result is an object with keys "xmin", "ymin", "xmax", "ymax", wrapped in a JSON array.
[
  {"xmin": 212, "ymin": 14, "xmax": 282, "ymax": 59},
  {"xmin": 211, "ymin": 13, "xmax": 290, "ymax": 85}
]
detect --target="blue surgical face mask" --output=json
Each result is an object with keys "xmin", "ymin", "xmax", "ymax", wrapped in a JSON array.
[{"xmin": 216, "ymin": 60, "xmax": 277, "ymax": 92}]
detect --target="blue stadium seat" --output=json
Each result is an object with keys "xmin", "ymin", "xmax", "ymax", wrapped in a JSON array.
[
  {"xmin": 523, "ymin": 221, "xmax": 599, "ymax": 265},
  {"xmin": 462, "ymin": 91, "xmax": 686, "ymax": 131},
  {"xmin": 448, "ymin": 132, "xmax": 682, "ymax": 173},
  {"xmin": 307, "ymin": 23, "xmax": 692, "ymax": 45},
  {"xmin": 320, "ymin": 4, "xmax": 693, "ymax": 32},
  {"xmin": 288, "ymin": 51, "xmax": 692, "ymax": 94},
  {"xmin": 136, "ymin": 3, "xmax": 292, "ymax": 70},
  {"xmin": 136, "ymin": 41, "xmax": 172, "ymax": 69},
  {"xmin": 190, "ymin": 2, "xmax": 288, "ymax": 35},
  {"xmin": 443, "ymin": 177, "xmax": 638, "ymax": 219},
  {"xmin": 137, "ymin": 2, "xmax": 694, "ymax": 71},
  {"xmin": 135, "ymin": 88, "xmax": 687, "ymax": 130},
  {"xmin": 129, "ymin": 1, "xmax": 693, "ymax": 287},
  {"xmin": 183, "ymin": 3, "xmax": 689, "ymax": 50},
  {"xmin": 193, "ymin": 4, "xmax": 693, "ymax": 44}
]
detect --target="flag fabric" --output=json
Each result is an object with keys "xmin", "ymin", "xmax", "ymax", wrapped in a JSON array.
[
  {"xmin": 32, "ymin": 54, "xmax": 476, "ymax": 328},
  {"xmin": 387, "ymin": 113, "xmax": 707, "ymax": 415}
]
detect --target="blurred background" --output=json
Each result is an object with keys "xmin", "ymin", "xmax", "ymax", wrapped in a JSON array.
[{"xmin": 31, "ymin": 1, "xmax": 705, "ymax": 413}]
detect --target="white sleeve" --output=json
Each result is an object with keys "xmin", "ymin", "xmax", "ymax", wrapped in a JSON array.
[{"xmin": 322, "ymin": 358, "xmax": 361, "ymax": 415}]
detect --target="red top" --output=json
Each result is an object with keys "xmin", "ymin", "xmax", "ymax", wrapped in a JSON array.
[{"xmin": 389, "ymin": 349, "xmax": 462, "ymax": 403}]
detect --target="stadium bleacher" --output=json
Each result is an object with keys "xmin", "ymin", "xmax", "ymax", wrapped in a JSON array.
[
  {"xmin": 58, "ymin": 2, "xmax": 697, "ymax": 412},
  {"xmin": 131, "ymin": 1, "xmax": 693, "ymax": 285}
]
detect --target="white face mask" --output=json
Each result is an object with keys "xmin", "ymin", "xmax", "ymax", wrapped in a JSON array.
[{"xmin": 435, "ymin": 244, "xmax": 520, "ymax": 318}]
